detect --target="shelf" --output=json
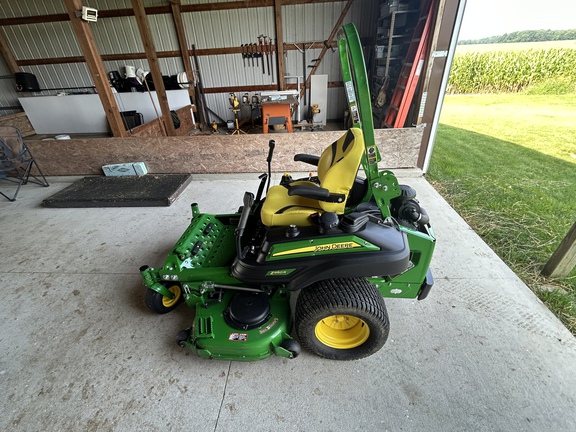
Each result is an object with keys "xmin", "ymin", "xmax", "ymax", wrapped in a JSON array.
[{"xmin": 380, "ymin": 0, "xmax": 420, "ymax": 17}]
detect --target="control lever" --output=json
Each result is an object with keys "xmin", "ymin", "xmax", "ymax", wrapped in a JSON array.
[
  {"xmin": 266, "ymin": 140, "xmax": 275, "ymax": 192},
  {"xmin": 255, "ymin": 173, "xmax": 268, "ymax": 202},
  {"xmin": 235, "ymin": 192, "xmax": 254, "ymax": 260}
]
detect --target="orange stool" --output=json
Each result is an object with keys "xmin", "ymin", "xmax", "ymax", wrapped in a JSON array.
[{"xmin": 261, "ymin": 102, "xmax": 293, "ymax": 133}]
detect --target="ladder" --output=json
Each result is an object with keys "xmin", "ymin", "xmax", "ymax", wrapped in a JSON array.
[{"xmin": 383, "ymin": 0, "xmax": 435, "ymax": 128}]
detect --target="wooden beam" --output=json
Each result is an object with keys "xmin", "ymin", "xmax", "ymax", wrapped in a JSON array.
[
  {"xmin": 0, "ymin": 28, "xmax": 20, "ymax": 73},
  {"xmin": 542, "ymin": 222, "xmax": 576, "ymax": 278},
  {"xmin": 15, "ymin": 41, "xmax": 339, "ymax": 67},
  {"xmin": 0, "ymin": 0, "xmax": 340, "ymax": 26},
  {"xmin": 299, "ymin": 0, "xmax": 355, "ymax": 100},
  {"xmin": 182, "ymin": 0, "xmax": 271, "ymax": 12},
  {"xmin": 0, "ymin": 14, "xmax": 69, "ymax": 27},
  {"xmin": 418, "ymin": 0, "xmax": 458, "ymax": 168},
  {"xmin": 274, "ymin": 0, "xmax": 285, "ymax": 90},
  {"xmin": 169, "ymin": 0, "xmax": 196, "ymax": 107},
  {"xmin": 131, "ymin": 0, "xmax": 176, "ymax": 136},
  {"xmin": 202, "ymin": 81, "xmax": 343, "ymax": 94},
  {"xmin": 415, "ymin": 0, "xmax": 442, "ymax": 126},
  {"xmin": 17, "ymin": 52, "xmax": 180, "ymax": 66},
  {"xmin": 62, "ymin": 0, "xmax": 129, "ymax": 137},
  {"xmin": 203, "ymin": 85, "xmax": 277, "ymax": 94}
]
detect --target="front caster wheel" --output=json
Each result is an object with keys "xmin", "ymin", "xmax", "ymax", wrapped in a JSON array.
[
  {"xmin": 280, "ymin": 339, "xmax": 301, "ymax": 359},
  {"xmin": 145, "ymin": 285, "xmax": 183, "ymax": 314},
  {"xmin": 295, "ymin": 278, "xmax": 389, "ymax": 360},
  {"xmin": 176, "ymin": 329, "xmax": 190, "ymax": 346}
]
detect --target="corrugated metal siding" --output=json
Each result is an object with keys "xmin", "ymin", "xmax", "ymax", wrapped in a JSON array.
[
  {"xmin": 0, "ymin": 55, "xmax": 19, "ymax": 116},
  {"xmin": 0, "ymin": 0, "xmax": 377, "ymax": 123},
  {"xmin": 181, "ymin": 8, "xmax": 275, "ymax": 49},
  {"xmin": 0, "ymin": 1, "xmax": 65, "ymax": 19},
  {"xmin": 3, "ymin": 22, "xmax": 81, "ymax": 60},
  {"xmin": 91, "ymin": 16, "xmax": 144, "ymax": 54}
]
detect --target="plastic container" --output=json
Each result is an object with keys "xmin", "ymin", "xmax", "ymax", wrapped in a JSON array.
[
  {"xmin": 177, "ymin": 72, "xmax": 189, "ymax": 89},
  {"xmin": 124, "ymin": 65, "xmax": 136, "ymax": 78},
  {"xmin": 15, "ymin": 72, "xmax": 40, "ymax": 92}
]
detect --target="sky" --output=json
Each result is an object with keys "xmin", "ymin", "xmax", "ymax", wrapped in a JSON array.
[{"xmin": 458, "ymin": 0, "xmax": 576, "ymax": 40}]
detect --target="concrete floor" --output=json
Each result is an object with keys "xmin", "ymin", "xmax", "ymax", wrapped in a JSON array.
[{"xmin": 1, "ymin": 172, "xmax": 575, "ymax": 432}]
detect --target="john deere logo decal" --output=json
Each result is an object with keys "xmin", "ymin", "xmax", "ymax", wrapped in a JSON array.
[
  {"xmin": 313, "ymin": 242, "xmax": 358, "ymax": 252},
  {"xmin": 272, "ymin": 242, "xmax": 361, "ymax": 257}
]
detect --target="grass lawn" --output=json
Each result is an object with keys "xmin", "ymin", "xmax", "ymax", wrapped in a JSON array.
[{"xmin": 427, "ymin": 93, "xmax": 576, "ymax": 333}]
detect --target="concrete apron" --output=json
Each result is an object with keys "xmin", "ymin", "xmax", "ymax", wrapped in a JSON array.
[{"xmin": 0, "ymin": 172, "xmax": 575, "ymax": 432}]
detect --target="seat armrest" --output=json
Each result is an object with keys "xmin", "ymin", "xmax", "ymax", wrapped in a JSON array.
[
  {"xmin": 293, "ymin": 154, "xmax": 320, "ymax": 166},
  {"xmin": 287, "ymin": 184, "xmax": 345, "ymax": 203}
]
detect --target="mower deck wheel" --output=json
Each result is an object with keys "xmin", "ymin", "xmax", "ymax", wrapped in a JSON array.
[
  {"xmin": 295, "ymin": 278, "xmax": 389, "ymax": 360},
  {"xmin": 145, "ymin": 285, "xmax": 183, "ymax": 314},
  {"xmin": 280, "ymin": 339, "xmax": 301, "ymax": 358}
]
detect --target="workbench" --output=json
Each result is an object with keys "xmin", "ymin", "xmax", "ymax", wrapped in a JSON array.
[{"xmin": 261, "ymin": 101, "xmax": 293, "ymax": 133}]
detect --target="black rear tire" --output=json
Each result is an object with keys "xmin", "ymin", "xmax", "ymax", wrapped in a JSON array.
[{"xmin": 295, "ymin": 278, "xmax": 389, "ymax": 360}]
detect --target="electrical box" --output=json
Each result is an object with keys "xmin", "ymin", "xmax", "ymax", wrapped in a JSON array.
[{"xmin": 81, "ymin": 6, "xmax": 98, "ymax": 22}]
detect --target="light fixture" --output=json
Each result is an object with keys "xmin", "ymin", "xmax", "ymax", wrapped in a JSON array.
[{"xmin": 80, "ymin": 6, "xmax": 98, "ymax": 22}]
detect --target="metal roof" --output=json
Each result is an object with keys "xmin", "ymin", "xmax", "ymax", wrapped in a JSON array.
[{"xmin": 0, "ymin": 0, "xmax": 378, "ymax": 122}]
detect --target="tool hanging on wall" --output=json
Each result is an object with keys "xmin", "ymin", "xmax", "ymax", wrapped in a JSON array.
[
  {"xmin": 244, "ymin": 43, "xmax": 252, "ymax": 68},
  {"xmin": 258, "ymin": 35, "xmax": 265, "ymax": 75},
  {"xmin": 272, "ymin": 39, "xmax": 276, "ymax": 82},
  {"xmin": 264, "ymin": 36, "xmax": 270, "ymax": 76},
  {"xmin": 323, "ymin": 40, "xmax": 336, "ymax": 53},
  {"xmin": 250, "ymin": 43, "xmax": 255, "ymax": 67},
  {"xmin": 307, "ymin": 56, "xmax": 319, "ymax": 104},
  {"xmin": 293, "ymin": 42, "xmax": 313, "ymax": 106},
  {"xmin": 306, "ymin": 56, "xmax": 319, "ymax": 106},
  {"xmin": 302, "ymin": 43, "xmax": 307, "ymax": 106},
  {"xmin": 241, "ymin": 44, "xmax": 246, "ymax": 67}
]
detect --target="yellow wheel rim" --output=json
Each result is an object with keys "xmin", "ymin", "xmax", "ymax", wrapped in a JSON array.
[
  {"xmin": 315, "ymin": 314, "xmax": 370, "ymax": 349},
  {"xmin": 161, "ymin": 285, "xmax": 181, "ymax": 308}
]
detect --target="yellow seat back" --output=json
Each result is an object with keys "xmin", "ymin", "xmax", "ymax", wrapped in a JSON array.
[
  {"xmin": 316, "ymin": 128, "xmax": 365, "ymax": 213},
  {"xmin": 260, "ymin": 128, "xmax": 365, "ymax": 226}
]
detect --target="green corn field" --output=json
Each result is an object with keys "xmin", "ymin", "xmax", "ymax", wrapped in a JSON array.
[{"xmin": 447, "ymin": 48, "xmax": 576, "ymax": 94}]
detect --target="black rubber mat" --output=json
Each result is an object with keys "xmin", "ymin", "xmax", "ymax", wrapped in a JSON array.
[{"xmin": 42, "ymin": 174, "xmax": 193, "ymax": 208}]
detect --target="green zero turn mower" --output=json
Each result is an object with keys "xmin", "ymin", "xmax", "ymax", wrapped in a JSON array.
[{"xmin": 140, "ymin": 24, "xmax": 436, "ymax": 361}]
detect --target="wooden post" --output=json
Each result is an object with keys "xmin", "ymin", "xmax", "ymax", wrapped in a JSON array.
[
  {"xmin": 0, "ymin": 28, "xmax": 20, "ymax": 73},
  {"xmin": 274, "ymin": 0, "xmax": 285, "ymax": 90},
  {"xmin": 299, "ymin": 0, "xmax": 355, "ymax": 101},
  {"xmin": 63, "ymin": 0, "xmax": 129, "ymax": 137},
  {"xmin": 131, "ymin": 0, "xmax": 176, "ymax": 136},
  {"xmin": 169, "ymin": 0, "xmax": 196, "ymax": 107},
  {"xmin": 417, "ymin": 0, "xmax": 459, "ymax": 168},
  {"xmin": 542, "ymin": 222, "xmax": 576, "ymax": 278}
]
